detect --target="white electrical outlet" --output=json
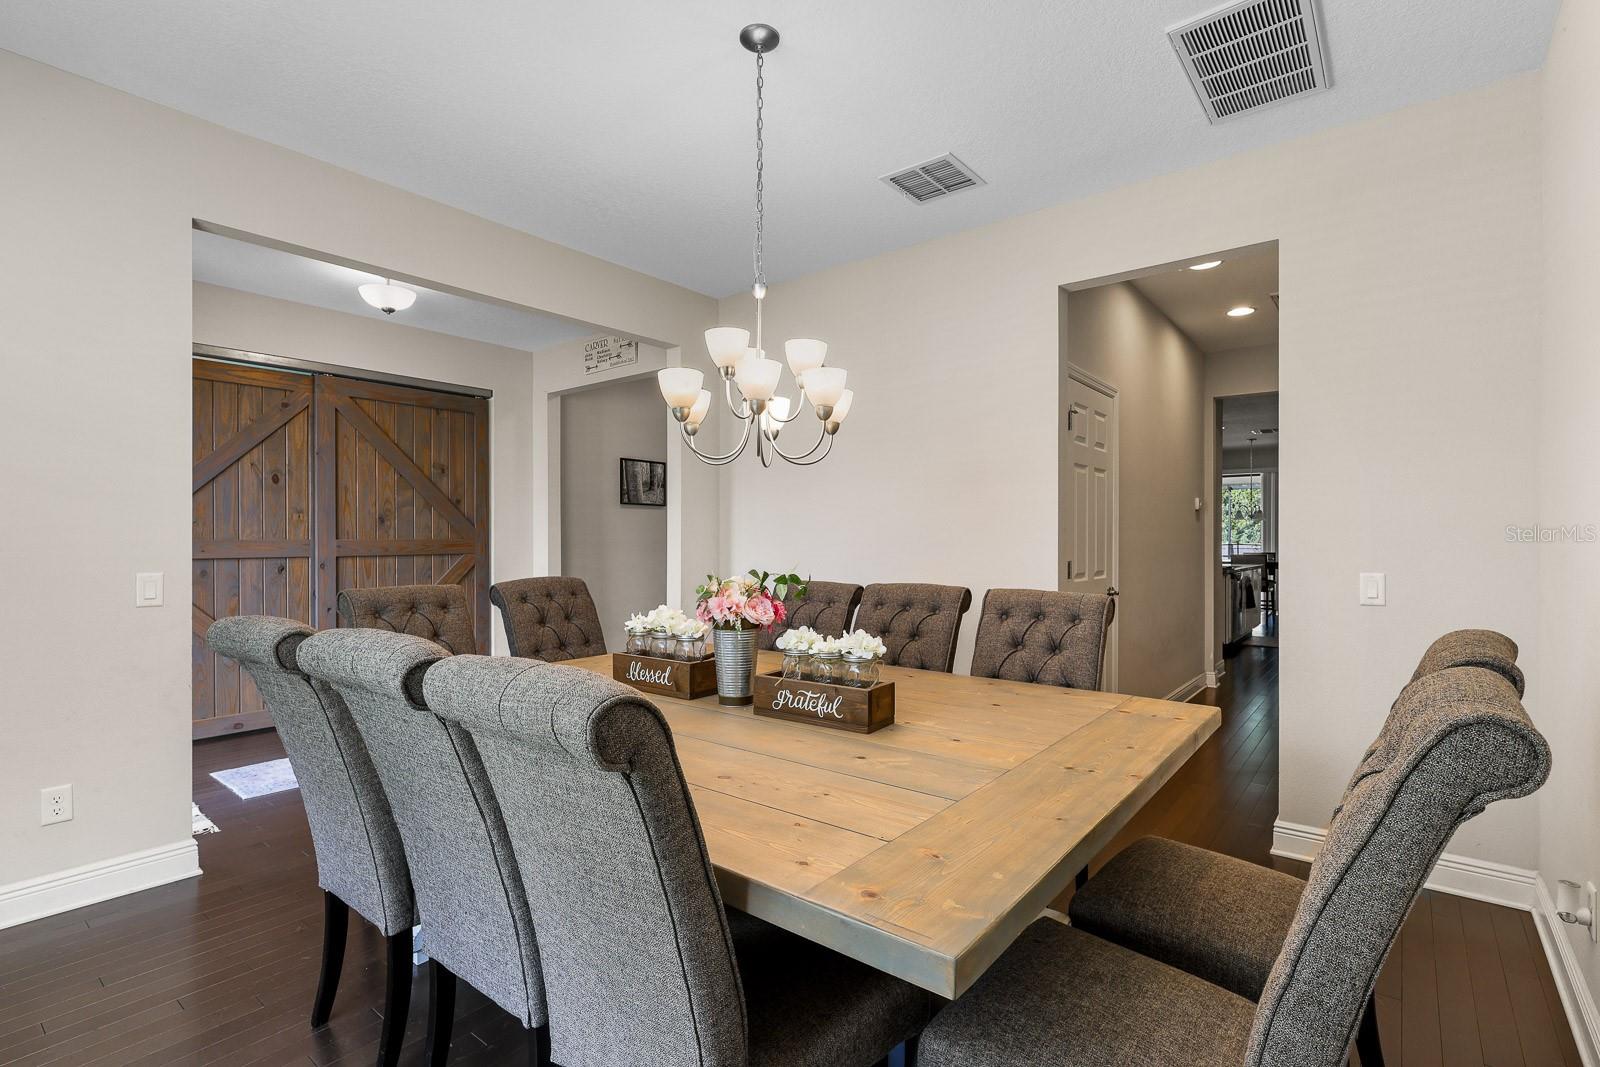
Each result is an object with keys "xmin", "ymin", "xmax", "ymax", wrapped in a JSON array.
[{"xmin": 41, "ymin": 784, "xmax": 73, "ymax": 826}]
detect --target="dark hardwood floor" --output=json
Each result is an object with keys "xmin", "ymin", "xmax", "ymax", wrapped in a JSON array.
[{"xmin": 0, "ymin": 639, "xmax": 1581, "ymax": 1066}]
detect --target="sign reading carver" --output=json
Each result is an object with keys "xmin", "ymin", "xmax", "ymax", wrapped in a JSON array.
[{"xmin": 583, "ymin": 336, "xmax": 639, "ymax": 375}]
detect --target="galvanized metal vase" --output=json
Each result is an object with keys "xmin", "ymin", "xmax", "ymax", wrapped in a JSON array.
[{"xmin": 713, "ymin": 627, "xmax": 757, "ymax": 706}]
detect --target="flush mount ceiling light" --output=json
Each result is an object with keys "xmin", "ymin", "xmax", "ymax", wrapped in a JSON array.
[
  {"xmin": 1227, "ymin": 305, "xmax": 1257, "ymax": 317},
  {"xmin": 1189, "ymin": 260, "xmax": 1224, "ymax": 270},
  {"xmin": 658, "ymin": 23, "xmax": 852, "ymax": 469},
  {"xmin": 358, "ymin": 279, "xmax": 416, "ymax": 315}
]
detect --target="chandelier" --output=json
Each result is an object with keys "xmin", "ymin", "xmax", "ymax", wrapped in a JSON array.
[{"xmin": 657, "ymin": 23, "xmax": 853, "ymax": 468}]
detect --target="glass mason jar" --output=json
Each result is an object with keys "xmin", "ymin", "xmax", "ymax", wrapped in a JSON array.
[
  {"xmin": 780, "ymin": 650, "xmax": 811, "ymax": 680},
  {"xmin": 842, "ymin": 654, "xmax": 880, "ymax": 689},
  {"xmin": 650, "ymin": 631, "xmax": 675, "ymax": 658},
  {"xmin": 810, "ymin": 651, "xmax": 842, "ymax": 686},
  {"xmin": 675, "ymin": 635, "xmax": 702, "ymax": 661},
  {"xmin": 624, "ymin": 628, "xmax": 650, "ymax": 655}
]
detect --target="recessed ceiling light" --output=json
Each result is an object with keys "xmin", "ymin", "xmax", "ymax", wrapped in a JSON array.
[
  {"xmin": 1227, "ymin": 305, "xmax": 1256, "ymax": 317},
  {"xmin": 1189, "ymin": 260, "xmax": 1223, "ymax": 271}
]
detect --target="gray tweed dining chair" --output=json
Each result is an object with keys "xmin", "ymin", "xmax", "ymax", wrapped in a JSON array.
[
  {"xmin": 921, "ymin": 657, "xmax": 1549, "ymax": 1067},
  {"xmin": 489, "ymin": 576, "xmax": 607, "ymax": 661},
  {"xmin": 758, "ymin": 580, "xmax": 864, "ymax": 651},
  {"xmin": 296, "ymin": 628, "xmax": 550, "ymax": 1067},
  {"xmin": 204, "ymin": 616, "xmax": 416, "ymax": 1067},
  {"xmin": 423, "ymin": 653, "xmax": 931, "ymax": 1067},
  {"xmin": 968, "ymin": 588, "xmax": 1115, "ymax": 690},
  {"xmin": 853, "ymin": 582, "xmax": 973, "ymax": 672},
  {"xmin": 1066, "ymin": 628, "xmax": 1527, "ymax": 1065},
  {"xmin": 338, "ymin": 583, "xmax": 479, "ymax": 655}
]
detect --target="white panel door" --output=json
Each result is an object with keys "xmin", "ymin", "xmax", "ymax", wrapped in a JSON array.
[{"xmin": 1064, "ymin": 374, "xmax": 1118, "ymax": 687}]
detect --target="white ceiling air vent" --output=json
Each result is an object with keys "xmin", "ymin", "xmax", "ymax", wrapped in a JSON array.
[
  {"xmin": 881, "ymin": 153, "xmax": 986, "ymax": 204},
  {"xmin": 1168, "ymin": 0, "xmax": 1329, "ymax": 123}
]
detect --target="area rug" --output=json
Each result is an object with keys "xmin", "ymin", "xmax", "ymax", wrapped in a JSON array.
[
  {"xmin": 191, "ymin": 803, "xmax": 220, "ymax": 835},
  {"xmin": 210, "ymin": 758, "xmax": 299, "ymax": 799}
]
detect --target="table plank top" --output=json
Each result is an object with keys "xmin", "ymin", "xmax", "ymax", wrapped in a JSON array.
[{"xmin": 568, "ymin": 650, "xmax": 1219, "ymax": 998}]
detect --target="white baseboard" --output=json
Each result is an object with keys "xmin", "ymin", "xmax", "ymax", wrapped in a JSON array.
[
  {"xmin": 1165, "ymin": 673, "xmax": 1208, "ymax": 703},
  {"xmin": 1533, "ymin": 876, "xmax": 1600, "ymax": 1067},
  {"xmin": 0, "ymin": 839, "xmax": 201, "ymax": 931},
  {"xmin": 1271, "ymin": 820, "xmax": 1537, "ymax": 909},
  {"xmin": 1205, "ymin": 659, "xmax": 1226, "ymax": 689}
]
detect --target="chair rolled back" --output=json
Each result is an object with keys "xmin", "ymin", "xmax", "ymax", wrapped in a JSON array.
[
  {"xmin": 295, "ymin": 628, "xmax": 546, "ymax": 1028},
  {"xmin": 969, "ymin": 589, "xmax": 1116, "ymax": 690},
  {"xmin": 337, "ymin": 583, "xmax": 477, "ymax": 655},
  {"xmin": 1246, "ymin": 666, "xmax": 1550, "ymax": 1066},
  {"xmin": 1409, "ymin": 628, "xmax": 1524, "ymax": 694},
  {"xmin": 204, "ymin": 616, "xmax": 413, "ymax": 936},
  {"xmin": 489, "ymin": 576, "xmax": 606, "ymax": 661},
  {"xmin": 425, "ymin": 656, "xmax": 747, "ymax": 1067},
  {"xmin": 854, "ymin": 583, "xmax": 974, "ymax": 672},
  {"xmin": 758, "ymin": 580, "xmax": 863, "ymax": 651}
]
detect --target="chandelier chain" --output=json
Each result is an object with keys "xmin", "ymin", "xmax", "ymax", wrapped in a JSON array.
[{"xmin": 753, "ymin": 50, "xmax": 765, "ymax": 289}]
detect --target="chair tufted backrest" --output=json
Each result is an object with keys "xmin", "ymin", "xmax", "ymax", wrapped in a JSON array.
[
  {"xmin": 295, "ymin": 628, "xmax": 547, "ymax": 1029},
  {"xmin": 757, "ymin": 580, "xmax": 863, "ymax": 651},
  {"xmin": 490, "ymin": 576, "xmax": 607, "ymax": 661},
  {"xmin": 853, "ymin": 583, "xmax": 974, "ymax": 673},
  {"xmin": 1245, "ymin": 664, "xmax": 1550, "ymax": 1067},
  {"xmin": 1409, "ymin": 627, "xmax": 1524, "ymax": 695},
  {"xmin": 204, "ymin": 616, "xmax": 414, "ymax": 936},
  {"xmin": 968, "ymin": 588, "xmax": 1116, "ymax": 690},
  {"xmin": 426, "ymin": 655, "xmax": 748, "ymax": 1067},
  {"xmin": 337, "ymin": 583, "xmax": 477, "ymax": 655}
]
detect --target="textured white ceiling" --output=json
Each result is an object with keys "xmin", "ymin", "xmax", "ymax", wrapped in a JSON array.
[
  {"xmin": 2, "ymin": 0, "xmax": 1558, "ymax": 296},
  {"xmin": 1131, "ymin": 246, "xmax": 1279, "ymax": 353},
  {"xmin": 192, "ymin": 230, "xmax": 598, "ymax": 351}
]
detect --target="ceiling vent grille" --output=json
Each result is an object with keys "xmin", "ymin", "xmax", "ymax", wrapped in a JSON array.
[
  {"xmin": 881, "ymin": 153, "xmax": 986, "ymax": 204},
  {"xmin": 1168, "ymin": 0, "xmax": 1329, "ymax": 123}
]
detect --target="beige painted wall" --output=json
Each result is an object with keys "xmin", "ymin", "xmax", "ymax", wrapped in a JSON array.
[
  {"xmin": 560, "ymin": 378, "xmax": 669, "ymax": 638},
  {"xmin": 717, "ymin": 74, "xmax": 1545, "ymax": 868},
  {"xmin": 1061, "ymin": 282, "xmax": 1206, "ymax": 698},
  {"xmin": 1538, "ymin": 0, "xmax": 1600, "ymax": 1019},
  {"xmin": 192, "ymin": 283, "xmax": 536, "ymax": 656},
  {"xmin": 0, "ymin": 50, "xmax": 713, "ymax": 895}
]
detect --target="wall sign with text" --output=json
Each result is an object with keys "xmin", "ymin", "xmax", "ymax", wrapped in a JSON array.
[{"xmin": 583, "ymin": 336, "xmax": 639, "ymax": 375}]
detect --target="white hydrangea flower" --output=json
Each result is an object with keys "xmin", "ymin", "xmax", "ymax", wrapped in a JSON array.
[
  {"xmin": 775, "ymin": 626, "xmax": 822, "ymax": 653},
  {"xmin": 840, "ymin": 629, "xmax": 887, "ymax": 659}
]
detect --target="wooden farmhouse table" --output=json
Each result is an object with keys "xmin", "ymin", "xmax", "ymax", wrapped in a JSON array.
[{"xmin": 569, "ymin": 650, "xmax": 1219, "ymax": 999}]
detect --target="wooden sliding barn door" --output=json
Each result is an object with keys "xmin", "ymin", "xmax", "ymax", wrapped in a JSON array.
[
  {"xmin": 314, "ymin": 374, "xmax": 491, "ymax": 652},
  {"xmin": 192, "ymin": 360, "xmax": 314, "ymax": 738},
  {"xmin": 193, "ymin": 357, "xmax": 491, "ymax": 738}
]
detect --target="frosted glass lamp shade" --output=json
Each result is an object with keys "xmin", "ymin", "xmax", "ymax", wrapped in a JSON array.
[
  {"xmin": 760, "ymin": 395, "xmax": 791, "ymax": 436},
  {"xmin": 735, "ymin": 356, "xmax": 782, "ymax": 401},
  {"xmin": 657, "ymin": 367, "xmax": 705, "ymax": 409},
  {"xmin": 687, "ymin": 389, "xmax": 712, "ymax": 426},
  {"xmin": 705, "ymin": 327, "xmax": 752, "ymax": 369},
  {"xmin": 784, "ymin": 338, "xmax": 828, "ymax": 383},
  {"xmin": 358, "ymin": 282, "xmax": 416, "ymax": 314},
  {"xmin": 803, "ymin": 367, "xmax": 847, "ymax": 408},
  {"xmin": 829, "ymin": 389, "xmax": 854, "ymax": 425}
]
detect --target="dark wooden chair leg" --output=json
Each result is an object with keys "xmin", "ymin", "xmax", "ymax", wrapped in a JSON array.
[
  {"xmin": 425, "ymin": 961, "xmax": 456, "ymax": 1066},
  {"xmin": 1355, "ymin": 991, "xmax": 1384, "ymax": 1067},
  {"xmin": 889, "ymin": 1035, "xmax": 920, "ymax": 1067},
  {"xmin": 1075, "ymin": 866, "xmax": 1089, "ymax": 889},
  {"xmin": 310, "ymin": 891, "xmax": 349, "ymax": 1028},
  {"xmin": 530, "ymin": 1023, "xmax": 552, "ymax": 1066},
  {"xmin": 377, "ymin": 927, "xmax": 414, "ymax": 1067}
]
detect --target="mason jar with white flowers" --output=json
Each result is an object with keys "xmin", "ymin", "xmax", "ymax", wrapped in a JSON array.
[
  {"xmin": 809, "ymin": 637, "xmax": 844, "ymax": 685},
  {"xmin": 839, "ymin": 630, "xmax": 888, "ymax": 688},
  {"xmin": 775, "ymin": 626, "xmax": 821, "ymax": 679},
  {"xmin": 672, "ymin": 617, "xmax": 710, "ymax": 660},
  {"xmin": 624, "ymin": 613, "xmax": 652, "ymax": 655}
]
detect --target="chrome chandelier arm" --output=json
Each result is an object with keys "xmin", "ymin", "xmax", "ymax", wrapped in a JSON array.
[
  {"xmin": 722, "ymin": 376, "xmax": 752, "ymax": 420},
  {"xmin": 774, "ymin": 431, "xmax": 834, "ymax": 466},
  {"xmin": 765, "ymin": 420, "xmax": 830, "ymax": 463},
  {"xmin": 680, "ymin": 416, "xmax": 753, "ymax": 466}
]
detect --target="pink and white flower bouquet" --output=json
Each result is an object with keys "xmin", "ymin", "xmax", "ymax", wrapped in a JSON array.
[{"xmin": 695, "ymin": 570, "xmax": 807, "ymax": 632}]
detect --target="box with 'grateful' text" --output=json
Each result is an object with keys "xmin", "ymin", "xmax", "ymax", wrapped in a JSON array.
[{"xmin": 751, "ymin": 671, "xmax": 895, "ymax": 733}]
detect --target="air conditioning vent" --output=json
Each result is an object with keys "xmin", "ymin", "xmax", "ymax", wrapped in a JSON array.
[
  {"xmin": 1168, "ymin": 0, "xmax": 1329, "ymax": 123},
  {"xmin": 881, "ymin": 153, "xmax": 986, "ymax": 204}
]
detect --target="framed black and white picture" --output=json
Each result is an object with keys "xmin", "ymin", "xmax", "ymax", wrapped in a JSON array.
[{"xmin": 619, "ymin": 458, "xmax": 667, "ymax": 506}]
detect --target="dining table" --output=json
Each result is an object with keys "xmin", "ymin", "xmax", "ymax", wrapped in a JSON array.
[{"xmin": 569, "ymin": 650, "xmax": 1219, "ymax": 999}]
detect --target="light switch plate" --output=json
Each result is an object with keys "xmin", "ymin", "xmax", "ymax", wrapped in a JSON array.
[
  {"xmin": 135, "ymin": 572, "xmax": 164, "ymax": 607},
  {"xmin": 1359, "ymin": 572, "xmax": 1386, "ymax": 606}
]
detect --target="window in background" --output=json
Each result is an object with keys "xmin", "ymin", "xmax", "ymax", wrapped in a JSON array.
[{"xmin": 1222, "ymin": 473, "xmax": 1265, "ymax": 560}]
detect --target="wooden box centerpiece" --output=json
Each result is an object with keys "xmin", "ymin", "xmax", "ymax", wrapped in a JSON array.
[
  {"xmin": 612, "ymin": 652, "xmax": 718, "ymax": 700},
  {"xmin": 752, "ymin": 671, "xmax": 895, "ymax": 734}
]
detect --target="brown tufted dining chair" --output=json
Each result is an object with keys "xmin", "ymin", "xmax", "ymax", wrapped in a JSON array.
[
  {"xmin": 490, "ymin": 576, "xmax": 607, "ymax": 661},
  {"xmin": 757, "ymin": 580, "xmax": 864, "ymax": 651},
  {"xmin": 969, "ymin": 588, "xmax": 1116, "ymax": 690},
  {"xmin": 337, "ymin": 583, "xmax": 478, "ymax": 655},
  {"xmin": 853, "ymin": 582, "xmax": 973, "ymax": 673}
]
